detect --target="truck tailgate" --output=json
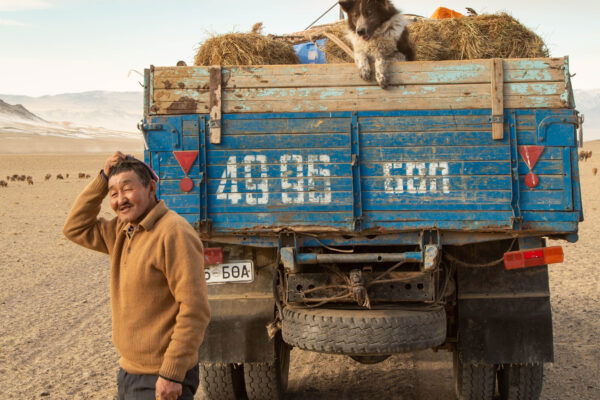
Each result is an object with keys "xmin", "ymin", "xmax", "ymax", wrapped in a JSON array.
[{"xmin": 143, "ymin": 58, "xmax": 582, "ymax": 235}]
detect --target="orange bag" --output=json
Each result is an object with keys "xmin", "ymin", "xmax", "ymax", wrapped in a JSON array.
[{"xmin": 430, "ymin": 7, "xmax": 464, "ymax": 19}]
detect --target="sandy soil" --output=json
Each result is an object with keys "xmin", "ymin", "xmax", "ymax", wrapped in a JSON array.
[{"xmin": 0, "ymin": 144, "xmax": 599, "ymax": 399}]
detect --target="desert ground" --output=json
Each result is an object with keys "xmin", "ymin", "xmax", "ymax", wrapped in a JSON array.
[{"xmin": 0, "ymin": 143, "xmax": 599, "ymax": 399}]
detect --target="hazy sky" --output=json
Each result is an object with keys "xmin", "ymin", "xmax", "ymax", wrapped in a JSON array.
[{"xmin": 1, "ymin": 0, "xmax": 599, "ymax": 96}]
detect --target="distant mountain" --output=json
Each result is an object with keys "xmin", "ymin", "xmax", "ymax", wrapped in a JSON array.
[
  {"xmin": 0, "ymin": 97, "xmax": 142, "ymax": 153},
  {"xmin": 0, "ymin": 99, "xmax": 46, "ymax": 123},
  {"xmin": 0, "ymin": 91, "xmax": 143, "ymax": 132}
]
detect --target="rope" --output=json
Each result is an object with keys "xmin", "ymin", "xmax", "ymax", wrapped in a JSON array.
[
  {"xmin": 443, "ymin": 238, "xmax": 517, "ymax": 268},
  {"xmin": 304, "ymin": 2, "xmax": 340, "ymax": 31},
  {"xmin": 301, "ymin": 233, "xmax": 355, "ymax": 253}
]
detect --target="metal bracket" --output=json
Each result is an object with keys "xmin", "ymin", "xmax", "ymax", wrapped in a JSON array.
[
  {"xmin": 197, "ymin": 218, "xmax": 212, "ymax": 233},
  {"xmin": 278, "ymin": 232, "xmax": 299, "ymax": 271},
  {"xmin": 349, "ymin": 112, "xmax": 363, "ymax": 231},
  {"xmin": 280, "ymin": 247, "xmax": 297, "ymax": 273},
  {"xmin": 199, "ymin": 116, "xmax": 210, "ymax": 230},
  {"xmin": 139, "ymin": 121, "xmax": 181, "ymax": 150},
  {"xmin": 490, "ymin": 115, "xmax": 503, "ymax": 124},
  {"xmin": 137, "ymin": 120, "xmax": 150, "ymax": 150},
  {"xmin": 140, "ymin": 122, "xmax": 163, "ymax": 131},
  {"xmin": 577, "ymin": 113, "xmax": 585, "ymax": 148},
  {"xmin": 420, "ymin": 230, "xmax": 441, "ymax": 272},
  {"xmin": 509, "ymin": 111, "xmax": 522, "ymax": 230},
  {"xmin": 537, "ymin": 115, "xmax": 578, "ymax": 142},
  {"xmin": 510, "ymin": 216, "xmax": 523, "ymax": 230}
]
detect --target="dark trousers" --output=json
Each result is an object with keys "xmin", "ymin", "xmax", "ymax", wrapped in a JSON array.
[{"xmin": 117, "ymin": 364, "xmax": 199, "ymax": 400}]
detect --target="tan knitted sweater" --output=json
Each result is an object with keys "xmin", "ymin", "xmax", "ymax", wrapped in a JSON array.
[{"xmin": 63, "ymin": 174, "xmax": 210, "ymax": 382}]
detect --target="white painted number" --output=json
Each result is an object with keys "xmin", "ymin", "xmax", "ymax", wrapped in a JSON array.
[
  {"xmin": 243, "ymin": 155, "xmax": 269, "ymax": 205},
  {"xmin": 280, "ymin": 154, "xmax": 304, "ymax": 204},
  {"xmin": 307, "ymin": 155, "xmax": 332, "ymax": 204},
  {"xmin": 216, "ymin": 155, "xmax": 242, "ymax": 204}
]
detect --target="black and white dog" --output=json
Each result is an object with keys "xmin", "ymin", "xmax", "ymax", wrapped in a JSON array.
[{"xmin": 339, "ymin": 0, "xmax": 415, "ymax": 88}]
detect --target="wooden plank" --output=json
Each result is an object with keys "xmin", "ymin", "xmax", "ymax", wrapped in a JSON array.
[
  {"xmin": 208, "ymin": 211, "xmax": 351, "ymax": 228},
  {"xmin": 152, "ymin": 94, "xmax": 565, "ymax": 115},
  {"xmin": 209, "ymin": 66, "xmax": 222, "ymax": 144},
  {"xmin": 360, "ymin": 131, "xmax": 502, "ymax": 147},
  {"xmin": 491, "ymin": 58, "xmax": 505, "ymax": 140},
  {"xmin": 366, "ymin": 210, "xmax": 513, "ymax": 222},
  {"xmin": 222, "ymin": 117, "xmax": 350, "ymax": 134},
  {"xmin": 363, "ymin": 220, "xmax": 513, "ymax": 230},
  {"xmin": 152, "ymin": 58, "xmax": 565, "ymax": 89},
  {"xmin": 153, "ymin": 82, "xmax": 564, "ymax": 104},
  {"xmin": 360, "ymin": 145, "xmax": 511, "ymax": 162},
  {"xmin": 362, "ymin": 190, "xmax": 513, "ymax": 207}
]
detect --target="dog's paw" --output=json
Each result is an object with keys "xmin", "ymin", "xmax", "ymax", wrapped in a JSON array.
[
  {"xmin": 376, "ymin": 72, "xmax": 389, "ymax": 89},
  {"xmin": 359, "ymin": 66, "xmax": 373, "ymax": 81}
]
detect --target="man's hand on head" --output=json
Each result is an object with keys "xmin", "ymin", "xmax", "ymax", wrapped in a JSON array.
[
  {"xmin": 103, "ymin": 151, "xmax": 126, "ymax": 176},
  {"xmin": 155, "ymin": 376, "xmax": 182, "ymax": 400}
]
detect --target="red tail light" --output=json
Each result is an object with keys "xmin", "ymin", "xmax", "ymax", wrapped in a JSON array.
[
  {"xmin": 503, "ymin": 246, "xmax": 564, "ymax": 270},
  {"xmin": 204, "ymin": 247, "xmax": 224, "ymax": 265}
]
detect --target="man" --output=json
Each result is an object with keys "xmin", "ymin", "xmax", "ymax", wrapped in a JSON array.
[{"xmin": 63, "ymin": 151, "xmax": 210, "ymax": 400}]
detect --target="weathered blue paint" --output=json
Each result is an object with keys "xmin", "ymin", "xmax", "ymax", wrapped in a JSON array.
[{"xmin": 145, "ymin": 107, "xmax": 582, "ymax": 240}]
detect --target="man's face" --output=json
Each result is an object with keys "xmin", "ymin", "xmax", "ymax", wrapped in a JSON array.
[{"xmin": 108, "ymin": 171, "xmax": 156, "ymax": 224}]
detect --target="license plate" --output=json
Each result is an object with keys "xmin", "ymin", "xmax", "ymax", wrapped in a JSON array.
[{"xmin": 205, "ymin": 260, "xmax": 254, "ymax": 284}]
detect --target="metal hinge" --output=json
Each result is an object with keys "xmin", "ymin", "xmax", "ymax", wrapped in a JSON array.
[{"xmin": 577, "ymin": 113, "xmax": 585, "ymax": 148}]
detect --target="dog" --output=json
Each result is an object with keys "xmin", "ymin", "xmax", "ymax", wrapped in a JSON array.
[{"xmin": 339, "ymin": 0, "xmax": 415, "ymax": 89}]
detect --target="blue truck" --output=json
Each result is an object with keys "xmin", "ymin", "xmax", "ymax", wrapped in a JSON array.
[{"xmin": 141, "ymin": 57, "xmax": 583, "ymax": 400}]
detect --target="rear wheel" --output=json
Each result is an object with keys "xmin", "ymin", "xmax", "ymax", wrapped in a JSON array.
[
  {"xmin": 498, "ymin": 363, "xmax": 544, "ymax": 400},
  {"xmin": 199, "ymin": 363, "xmax": 244, "ymax": 400},
  {"xmin": 244, "ymin": 333, "xmax": 291, "ymax": 400},
  {"xmin": 453, "ymin": 351, "xmax": 496, "ymax": 400}
]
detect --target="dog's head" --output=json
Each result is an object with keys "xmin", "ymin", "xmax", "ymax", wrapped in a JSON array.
[{"xmin": 339, "ymin": 0, "xmax": 398, "ymax": 41}]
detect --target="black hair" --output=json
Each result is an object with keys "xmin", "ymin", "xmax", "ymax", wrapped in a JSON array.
[{"xmin": 108, "ymin": 156, "xmax": 155, "ymax": 187}]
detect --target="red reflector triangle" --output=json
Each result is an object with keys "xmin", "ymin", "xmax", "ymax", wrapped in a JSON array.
[
  {"xmin": 518, "ymin": 146, "xmax": 544, "ymax": 170},
  {"xmin": 173, "ymin": 151, "xmax": 198, "ymax": 175}
]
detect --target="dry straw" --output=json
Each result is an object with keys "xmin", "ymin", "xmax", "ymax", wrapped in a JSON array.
[
  {"xmin": 319, "ymin": 13, "xmax": 549, "ymax": 63},
  {"xmin": 194, "ymin": 23, "xmax": 299, "ymax": 66}
]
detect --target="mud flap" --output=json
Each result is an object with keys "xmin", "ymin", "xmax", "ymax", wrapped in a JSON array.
[
  {"xmin": 456, "ymin": 263, "xmax": 553, "ymax": 364},
  {"xmin": 199, "ymin": 297, "xmax": 276, "ymax": 363}
]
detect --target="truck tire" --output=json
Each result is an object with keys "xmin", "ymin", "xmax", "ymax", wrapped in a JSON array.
[
  {"xmin": 281, "ymin": 307, "xmax": 446, "ymax": 354},
  {"xmin": 199, "ymin": 363, "xmax": 243, "ymax": 400},
  {"xmin": 453, "ymin": 352, "xmax": 496, "ymax": 400},
  {"xmin": 498, "ymin": 363, "xmax": 544, "ymax": 400},
  {"xmin": 244, "ymin": 334, "xmax": 290, "ymax": 400}
]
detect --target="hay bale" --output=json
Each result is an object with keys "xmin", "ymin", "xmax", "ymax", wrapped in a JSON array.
[
  {"xmin": 320, "ymin": 13, "xmax": 548, "ymax": 63},
  {"xmin": 409, "ymin": 13, "xmax": 549, "ymax": 60},
  {"xmin": 194, "ymin": 31, "xmax": 299, "ymax": 66}
]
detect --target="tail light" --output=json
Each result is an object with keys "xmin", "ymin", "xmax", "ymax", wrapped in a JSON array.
[
  {"xmin": 503, "ymin": 246, "xmax": 564, "ymax": 270},
  {"xmin": 204, "ymin": 247, "xmax": 224, "ymax": 265}
]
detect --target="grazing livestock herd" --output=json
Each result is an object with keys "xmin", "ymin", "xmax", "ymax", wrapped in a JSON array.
[
  {"xmin": 579, "ymin": 150, "xmax": 593, "ymax": 162},
  {"xmin": 0, "ymin": 172, "xmax": 91, "ymax": 188}
]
